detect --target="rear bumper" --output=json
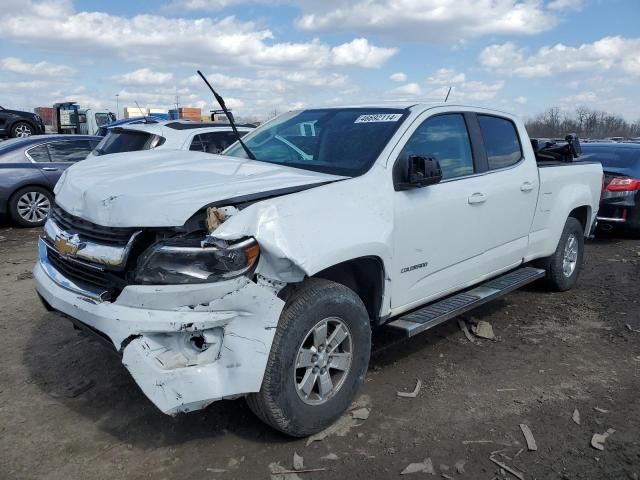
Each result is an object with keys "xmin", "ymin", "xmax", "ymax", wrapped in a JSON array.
[
  {"xmin": 598, "ymin": 191, "xmax": 640, "ymax": 229},
  {"xmin": 33, "ymin": 239, "xmax": 285, "ymax": 415}
]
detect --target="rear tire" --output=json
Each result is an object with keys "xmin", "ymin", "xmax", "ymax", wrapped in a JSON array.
[
  {"xmin": 542, "ymin": 217, "xmax": 584, "ymax": 291},
  {"xmin": 246, "ymin": 278, "xmax": 371, "ymax": 437},
  {"xmin": 9, "ymin": 186, "xmax": 53, "ymax": 227}
]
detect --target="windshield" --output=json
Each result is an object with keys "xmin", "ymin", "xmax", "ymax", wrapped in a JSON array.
[
  {"xmin": 224, "ymin": 108, "xmax": 409, "ymax": 176},
  {"xmin": 93, "ymin": 129, "xmax": 165, "ymax": 156}
]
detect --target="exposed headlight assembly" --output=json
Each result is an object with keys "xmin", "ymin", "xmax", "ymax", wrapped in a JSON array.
[{"xmin": 133, "ymin": 237, "xmax": 259, "ymax": 285}]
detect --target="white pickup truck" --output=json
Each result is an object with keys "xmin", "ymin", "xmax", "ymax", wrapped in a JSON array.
[{"xmin": 34, "ymin": 103, "xmax": 603, "ymax": 437}]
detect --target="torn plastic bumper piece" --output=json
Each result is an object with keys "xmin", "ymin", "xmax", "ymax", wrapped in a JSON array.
[{"xmin": 33, "ymin": 258, "xmax": 285, "ymax": 415}]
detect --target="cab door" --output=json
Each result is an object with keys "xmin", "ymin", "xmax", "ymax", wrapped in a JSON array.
[
  {"xmin": 472, "ymin": 114, "xmax": 539, "ymax": 271},
  {"xmin": 390, "ymin": 112, "xmax": 488, "ymax": 311}
]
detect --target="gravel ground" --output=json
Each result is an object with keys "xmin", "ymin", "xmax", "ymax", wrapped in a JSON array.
[{"xmin": 0, "ymin": 224, "xmax": 638, "ymax": 480}]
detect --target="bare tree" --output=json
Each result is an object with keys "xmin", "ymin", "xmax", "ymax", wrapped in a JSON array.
[{"xmin": 526, "ymin": 106, "xmax": 640, "ymax": 139}]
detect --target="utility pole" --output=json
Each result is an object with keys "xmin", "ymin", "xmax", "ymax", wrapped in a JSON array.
[{"xmin": 115, "ymin": 93, "xmax": 119, "ymax": 120}]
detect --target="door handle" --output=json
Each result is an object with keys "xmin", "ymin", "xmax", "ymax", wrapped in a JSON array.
[
  {"xmin": 520, "ymin": 181, "xmax": 535, "ymax": 192},
  {"xmin": 468, "ymin": 192, "xmax": 487, "ymax": 204},
  {"xmin": 42, "ymin": 167, "xmax": 58, "ymax": 171}
]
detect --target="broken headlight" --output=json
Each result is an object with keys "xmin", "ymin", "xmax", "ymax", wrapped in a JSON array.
[{"xmin": 133, "ymin": 237, "xmax": 259, "ymax": 285}]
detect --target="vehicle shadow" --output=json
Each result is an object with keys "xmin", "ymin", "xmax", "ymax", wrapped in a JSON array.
[{"xmin": 22, "ymin": 312, "xmax": 294, "ymax": 448}]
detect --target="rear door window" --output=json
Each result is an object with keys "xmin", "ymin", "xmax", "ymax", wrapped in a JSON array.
[
  {"xmin": 478, "ymin": 115, "xmax": 523, "ymax": 170},
  {"xmin": 26, "ymin": 144, "xmax": 51, "ymax": 162},
  {"xmin": 48, "ymin": 139, "xmax": 94, "ymax": 162}
]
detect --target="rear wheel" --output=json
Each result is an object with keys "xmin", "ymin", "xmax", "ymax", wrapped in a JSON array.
[
  {"xmin": 542, "ymin": 217, "xmax": 584, "ymax": 291},
  {"xmin": 246, "ymin": 278, "xmax": 371, "ymax": 437},
  {"xmin": 11, "ymin": 121, "xmax": 34, "ymax": 138},
  {"xmin": 9, "ymin": 186, "xmax": 53, "ymax": 227}
]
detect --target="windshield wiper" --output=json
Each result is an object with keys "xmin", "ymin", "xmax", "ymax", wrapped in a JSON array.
[{"xmin": 197, "ymin": 70, "xmax": 256, "ymax": 161}]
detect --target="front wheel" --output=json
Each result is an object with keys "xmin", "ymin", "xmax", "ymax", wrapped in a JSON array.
[
  {"xmin": 9, "ymin": 186, "xmax": 53, "ymax": 227},
  {"xmin": 542, "ymin": 217, "xmax": 585, "ymax": 291},
  {"xmin": 246, "ymin": 278, "xmax": 371, "ymax": 437},
  {"xmin": 11, "ymin": 121, "xmax": 34, "ymax": 138}
]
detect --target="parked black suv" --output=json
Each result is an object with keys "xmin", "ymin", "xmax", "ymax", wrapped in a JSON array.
[{"xmin": 0, "ymin": 106, "xmax": 46, "ymax": 138}]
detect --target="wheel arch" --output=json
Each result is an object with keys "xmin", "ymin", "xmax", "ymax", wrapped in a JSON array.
[
  {"xmin": 568, "ymin": 205, "xmax": 591, "ymax": 235},
  {"xmin": 312, "ymin": 256, "xmax": 386, "ymax": 326}
]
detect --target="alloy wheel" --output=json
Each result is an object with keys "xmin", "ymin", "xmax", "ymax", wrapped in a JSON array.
[
  {"xmin": 295, "ymin": 317, "xmax": 353, "ymax": 405},
  {"xmin": 16, "ymin": 191, "xmax": 50, "ymax": 224}
]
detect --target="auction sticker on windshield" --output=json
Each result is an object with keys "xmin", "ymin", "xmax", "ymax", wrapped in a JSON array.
[{"xmin": 354, "ymin": 113, "xmax": 403, "ymax": 123}]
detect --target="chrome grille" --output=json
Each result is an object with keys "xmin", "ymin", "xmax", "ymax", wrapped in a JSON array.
[
  {"xmin": 45, "ymin": 244, "xmax": 127, "ymax": 300},
  {"xmin": 50, "ymin": 204, "xmax": 138, "ymax": 246}
]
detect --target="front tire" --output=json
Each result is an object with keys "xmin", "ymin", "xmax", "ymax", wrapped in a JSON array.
[
  {"xmin": 247, "ymin": 278, "xmax": 371, "ymax": 437},
  {"xmin": 9, "ymin": 186, "xmax": 53, "ymax": 227},
  {"xmin": 542, "ymin": 217, "xmax": 584, "ymax": 291},
  {"xmin": 11, "ymin": 121, "xmax": 34, "ymax": 138}
]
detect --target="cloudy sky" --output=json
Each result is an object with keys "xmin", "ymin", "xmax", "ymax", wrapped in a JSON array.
[{"xmin": 0, "ymin": 0, "xmax": 639, "ymax": 120}]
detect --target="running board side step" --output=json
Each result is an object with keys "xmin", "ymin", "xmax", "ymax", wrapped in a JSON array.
[{"xmin": 385, "ymin": 267, "xmax": 545, "ymax": 337}]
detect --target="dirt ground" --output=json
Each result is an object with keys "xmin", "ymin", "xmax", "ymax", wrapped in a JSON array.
[{"xmin": 0, "ymin": 223, "xmax": 638, "ymax": 480}]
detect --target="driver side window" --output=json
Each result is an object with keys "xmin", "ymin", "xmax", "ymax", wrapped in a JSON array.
[{"xmin": 400, "ymin": 114, "xmax": 474, "ymax": 180}]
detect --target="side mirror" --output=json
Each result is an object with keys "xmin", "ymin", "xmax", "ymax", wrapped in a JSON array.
[{"xmin": 393, "ymin": 154, "xmax": 443, "ymax": 191}]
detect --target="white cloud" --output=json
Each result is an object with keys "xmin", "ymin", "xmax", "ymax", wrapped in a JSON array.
[
  {"xmin": 0, "ymin": 2, "xmax": 395, "ymax": 70},
  {"xmin": 480, "ymin": 37, "xmax": 640, "ymax": 78},
  {"xmin": 388, "ymin": 82, "xmax": 422, "ymax": 97},
  {"xmin": 114, "ymin": 68, "xmax": 174, "ymax": 86},
  {"xmin": 390, "ymin": 72, "xmax": 407, "ymax": 82},
  {"xmin": 330, "ymin": 38, "xmax": 397, "ymax": 68},
  {"xmin": 427, "ymin": 68, "xmax": 466, "ymax": 85},
  {"xmin": 418, "ymin": 79, "xmax": 504, "ymax": 103},
  {"xmin": 514, "ymin": 96, "xmax": 527, "ymax": 104},
  {"xmin": 547, "ymin": 0, "xmax": 583, "ymax": 10},
  {"xmin": 295, "ymin": 0, "xmax": 558, "ymax": 41},
  {"xmin": 0, "ymin": 57, "xmax": 75, "ymax": 77}
]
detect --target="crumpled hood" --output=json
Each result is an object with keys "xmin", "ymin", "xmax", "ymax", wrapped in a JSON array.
[{"xmin": 54, "ymin": 149, "xmax": 343, "ymax": 227}]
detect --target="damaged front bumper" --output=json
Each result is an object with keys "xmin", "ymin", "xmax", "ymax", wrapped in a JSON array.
[{"xmin": 34, "ymin": 238, "xmax": 284, "ymax": 415}]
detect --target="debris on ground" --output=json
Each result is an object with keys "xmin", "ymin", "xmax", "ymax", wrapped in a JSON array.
[
  {"xmin": 351, "ymin": 407, "xmax": 371, "ymax": 420},
  {"xmin": 400, "ymin": 458, "xmax": 435, "ymax": 475},
  {"xmin": 458, "ymin": 320, "xmax": 477, "ymax": 344},
  {"xmin": 626, "ymin": 324, "xmax": 640, "ymax": 333},
  {"xmin": 594, "ymin": 407, "xmax": 609, "ymax": 414},
  {"xmin": 462, "ymin": 439, "xmax": 494, "ymax": 445},
  {"xmin": 320, "ymin": 453, "xmax": 339, "ymax": 461},
  {"xmin": 397, "ymin": 379, "xmax": 422, "ymax": 398},
  {"xmin": 293, "ymin": 452, "xmax": 304, "ymax": 471},
  {"xmin": 472, "ymin": 320, "xmax": 496, "ymax": 340},
  {"xmin": 591, "ymin": 429, "xmax": 616, "ymax": 451},
  {"xmin": 572, "ymin": 409, "xmax": 581, "ymax": 425},
  {"xmin": 307, "ymin": 410, "xmax": 364, "ymax": 446},
  {"xmin": 270, "ymin": 462, "xmax": 327, "ymax": 479},
  {"xmin": 488, "ymin": 455, "xmax": 525, "ymax": 480},
  {"xmin": 454, "ymin": 460, "xmax": 466, "ymax": 474},
  {"xmin": 269, "ymin": 462, "xmax": 302, "ymax": 480},
  {"xmin": 519, "ymin": 424, "xmax": 538, "ymax": 451},
  {"xmin": 206, "ymin": 468, "xmax": 227, "ymax": 473},
  {"xmin": 441, "ymin": 474, "xmax": 454, "ymax": 479},
  {"xmin": 16, "ymin": 271, "xmax": 33, "ymax": 280}
]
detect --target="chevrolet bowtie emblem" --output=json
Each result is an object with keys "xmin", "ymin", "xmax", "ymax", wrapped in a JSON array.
[{"xmin": 54, "ymin": 232, "xmax": 83, "ymax": 256}]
